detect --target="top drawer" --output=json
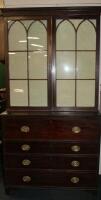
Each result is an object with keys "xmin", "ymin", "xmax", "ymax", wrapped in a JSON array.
[{"xmin": 3, "ymin": 116, "xmax": 99, "ymax": 141}]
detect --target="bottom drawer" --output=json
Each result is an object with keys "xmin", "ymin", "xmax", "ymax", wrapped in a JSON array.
[{"xmin": 5, "ymin": 169, "xmax": 98, "ymax": 188}]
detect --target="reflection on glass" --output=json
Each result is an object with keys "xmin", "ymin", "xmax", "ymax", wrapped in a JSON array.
[
  {"xmin": 29, "ymin": 51, "xmax": 47, "ymax": 79},
  {"xmin": 28, "ymin": 21, "xmax": 47, "ymax": 51},
  {"xmin": 57, "ymin": 80, "xmax": 75, "ymax": 107},
  {"xmin": 77, "ymin": 52, "xmax": 96, "ymax": 79},
  {"xmin": 10, "ymin": 80, "xmax": 28, "ymax": 106},
  {"xmin": 8, "ymin": 20, "xmax": 13, "ymax": 29},
  {"xmin": 9, "ymin": 21, "xmax": 27, "ymax": 51},
  {"xmin": 56, "ymin": 52, "xmax": 75, "ymax": 79},
  {"xmin": 28, "ymin": 36, "xmax": 40, "ymax": 40},
  {"xmin": 9, "ymin": 52, "xmax": 27, "ymax": 79},
  {"xmin": 77, "ymin": 21, "xmax": 96, "ymax": 50},
  {"xmin": 77, "ymin": 80, "xmax": 95, "ymax": 107},
  {"xmin": 56, "ymin": 20, "xmax": 75, "ymax": 50},
  {"xmin": 29, "ymin": 80, "xmax": 47, "ymax": 106}
]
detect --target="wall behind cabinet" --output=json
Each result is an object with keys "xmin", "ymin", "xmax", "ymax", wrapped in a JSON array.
[{"xmin": 4, "ymin": 0, "xmax": 101, "ymax": 7}]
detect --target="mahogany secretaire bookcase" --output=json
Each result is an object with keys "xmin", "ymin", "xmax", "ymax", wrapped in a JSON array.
[{"xmin": 1, "ymin": 7, "xmax": 101, "ymax": 194}]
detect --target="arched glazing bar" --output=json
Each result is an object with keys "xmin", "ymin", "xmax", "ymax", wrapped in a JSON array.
[
  {"xmin": 8, "ymin": 20, "xmax": 27, "ymax": 51},
  {"xmin": 56, "ymin": 20, "xmax": 76, "ymax": 51},
  {"xmin": 77, "ymin": 19, "xmax": 96, "ymax": 50}
]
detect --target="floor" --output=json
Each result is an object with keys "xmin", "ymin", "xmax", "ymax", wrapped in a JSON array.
[{"xmin": 0, "ymin": 159, "xmax": 101, "ymax": 200}]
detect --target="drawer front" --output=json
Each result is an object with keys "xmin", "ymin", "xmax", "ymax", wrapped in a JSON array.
[
  {"xmin": 4, "ymin": 154, "xmax": 98, "ymax": 170},
  {"xmin": 4, "ymin": 141, "xmax": 99, "ymax": 154},
  {"xmin": 4, "ymin": 117, "xmax": 99, "ymax": 141},
  {"xmin": 5, "ymin": 169, "xmax": 98, "ymax": 188}
]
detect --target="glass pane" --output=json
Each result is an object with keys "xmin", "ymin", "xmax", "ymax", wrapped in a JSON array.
[
  {"xmin": 9, "ymin": 21, "xmax": 27, "ymax": 51},
  {"xmin": 10, "ymin": 80, "xmax": 28, "ymax": 106},
  {"xmin": 56, "ymin": 52, "xmax": 75, "ymax": 79},
  {"xmin": 56, "ymin": 80, "xmax": 75, "ymax": 107},
  {"xmin": 29, "ymin": 51, "xmax": 47, "ymax": 79},
  {"xmin": 77, "ymin": 20, "xmax": 96, "ymax": 50},
  {"xmin": 77, "ymin": 80, "xmax": 95, "ymax": 107},
  {"xmin": 28, "ymin": 21, "xmax": 47, "ymax": 51},
  {"xmin": 90, "ymin": 20, "xmax": 96, "ymax": 27},
  {"xmin": 9, "ymin": 52, "xmax": 27, "ymax": 79},
  {"xmin": 56, "ymin": 20, "xmax": 75, "ymax": 50},
  {"xmin": 29, "ymin": 80, "xmax": 47, "ymax": 106},
  {"xmin": 77, "ymin": 52, "xmax": 96, "ymax": 79}
]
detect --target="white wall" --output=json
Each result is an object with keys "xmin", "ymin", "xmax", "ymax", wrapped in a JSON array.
[{"xmin": 4, "ymin": 0, "xmax": 101, "ymax": 7}]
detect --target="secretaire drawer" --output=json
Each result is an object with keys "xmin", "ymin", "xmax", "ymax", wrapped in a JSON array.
[
  {"xmin": 4, "ymin": 141, "xmax": 99, "ymax": 154},
  {"xmin": 4, "ymin": 117, "xmax": 99, "ymax": 141},
  {"xmin": 5, "ymin": 169, "xmax": 98, "ymax": 188},
  {"xmin": 4, "ymin": 154, "xmax": 98, "ymax": 170}
]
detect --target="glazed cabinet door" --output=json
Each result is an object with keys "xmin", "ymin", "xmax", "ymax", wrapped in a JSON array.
[
  {"xmin": 8, "ymin": 19, "xmax": 50, "ymax": 108},
  {"xmin": 56, "ymin": 18, "xmax": 98, "ymax": 110}
]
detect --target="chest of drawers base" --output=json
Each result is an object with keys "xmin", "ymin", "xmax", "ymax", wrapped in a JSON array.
[{"xmin": 2, "ymin": 114, "xmax": 100, "ymax": 192}]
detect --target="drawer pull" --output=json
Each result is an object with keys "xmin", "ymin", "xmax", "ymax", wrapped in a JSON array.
[
  {"xmin": 71, "ymin": 160, "xmax": 80, "ymax": 167},
  {"xmin": 71, "ymin": 145, "xmax": 80, "ymax": 152},
  {"xmin": 70, "ymin": 177, "xmax": 79, "ymax": 184},
  {"xmin": 22, "ymin": 159, "xmax": 31, "ymax": 166},
  {"xmin": 20, "ymin": 126, "xmax": 30, "ymax": 133},
  {"xmin": 22, "ymin": 176, "xmax": 31, "ymax": 183},
  {"xmin": 72, "ymin": 126, "xmax": 81, "ymax": 134},
  {"xmin": 21, "ymin": 144, "xmax": 31, "ymax": 151}
]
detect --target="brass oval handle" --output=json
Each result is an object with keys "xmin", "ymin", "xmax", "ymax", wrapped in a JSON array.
[
  {"xmin": 22, "ymin": 176, "xmax": 31, "ymax": 183},
  {"xmin": 71, "ymin": 145, "xmax": 80, "ymax": 152},
  {"xmin": 21, "ymin": 144, "xmax": 31, "ymax": 151},
  {"xmin": 71, "ymin": 160, "xmax": 80, "ymax": 167},
  {"xmin": 72, "ymin": 126, "xmax": 81, "ymax": 134},
  {"xmin": 20, "ymin": 126, "xmax": 30, "ymax": 133},
  {"xmin": 22, "ymin": 159, "xmax": 31, "ymax": 166},
  {"xmin": 70, "ymin": 177, "xmax": 80, "ymax": 184}
]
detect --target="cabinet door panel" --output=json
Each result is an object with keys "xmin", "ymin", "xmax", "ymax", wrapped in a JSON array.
[
  {"xmin": 77, "ymin": 20, "xmax": 96, "ymax": 50},
  {"xmin": 56, "ymin": 18, "xmax": 97, "ymax": 109},
  {"xmin": 29, "ymin": 80, "xmax": 47, "ymax": 107},
  {"xmin": 56, "ymin": 52, "xmax": 75, "ymax": 79},
  {"xmin": 28, "ymin": 20, "xmax": 47, "ymax": 51},
  {"xmin": 29, "ymin": 51, "xmax": 47, "ymax": 79},
  {"xmin": 10, "ymin": 80, "xmax": 28, "ymax": 106},
  {"xmin": 76, "ymin": 80, "xmax": 95, "ymax": 107},
  {"xmin": 56, "ymin": 20, "xmax": 75, "ymax": 50},
  {"xmin": 56, "ymin": 80, "xmax": 75, "ymax": 107},
  {"xmin": 9, "ymin": 52, "xmax": 27, "ymax": 79},
  {"xmin": 77, "ymin": 52, "xmax": 96, "ymax": 79},
  {"xmin": 8, "ymin": 21, "xmax": 27, "ymax": 51}
]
